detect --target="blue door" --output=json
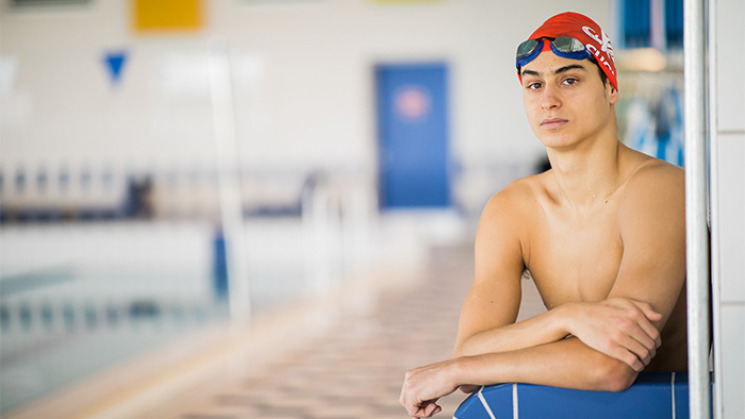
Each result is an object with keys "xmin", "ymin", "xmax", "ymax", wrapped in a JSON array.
[{"xmin": 376, "ymin": 63, "xmax": 451, "ymax": 209}]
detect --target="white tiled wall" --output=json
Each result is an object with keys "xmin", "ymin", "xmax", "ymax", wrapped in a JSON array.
[{"xmin": 712, "ymin": 0, "xmax": 745, "ymax": 417}]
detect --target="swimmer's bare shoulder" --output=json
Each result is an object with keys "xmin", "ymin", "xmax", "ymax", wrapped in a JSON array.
[
  {"xmin": 475, "ymin": 170, "xmax": 554, "ymax": 265},
  {"xmin": 619, "ymin": 149, "xmax": 685, "ymax": 203},
  {"xmin": 483, "ymin": 170, "xmax": 550, "ymax": 217},
  {"xmin": 479, "ymin": 169, "xmax": 554, "ymax": 242}
]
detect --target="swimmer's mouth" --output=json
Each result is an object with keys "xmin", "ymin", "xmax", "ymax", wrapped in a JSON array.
[{"xmin": 540, "ymin": 118, "xmax": 568, "ymax": 128}]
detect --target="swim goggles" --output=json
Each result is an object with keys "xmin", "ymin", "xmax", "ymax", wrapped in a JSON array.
[{"xmin": 516, "ymin": 36, "xmax": 593, "ymax": 69}]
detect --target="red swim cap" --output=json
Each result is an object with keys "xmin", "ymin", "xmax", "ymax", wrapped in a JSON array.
[{"xmin": 518, "ymin": 12, "xmax": 618, "ymax": 91}]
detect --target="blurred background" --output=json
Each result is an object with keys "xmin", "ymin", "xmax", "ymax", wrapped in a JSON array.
[{"xmin": 1, "ymin": 0, "xmax": 740, "ymax": 418}]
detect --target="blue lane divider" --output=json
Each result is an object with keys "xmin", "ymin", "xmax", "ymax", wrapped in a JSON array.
[{"xmin": 454, "ymin": 372, "xmax": 708, "ymax": 419}]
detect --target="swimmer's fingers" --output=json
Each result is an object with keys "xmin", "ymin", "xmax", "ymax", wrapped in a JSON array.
[
  {"xmin": 627, "ymin": 300, "xmax": 663, "ymax": 347},
  {"xmin": 606, "ymin": 298, "xmax": 663, "ymax": 368},
  {"xmin": 614, "ymin": 309, "xmax": 659, "ymax": 353},
  {"xmin": 571, "ymin": 299, "xmax": 662, "ymax": 370},
  {"xmin": 604, "ymin": 298, "xmax": 662, "ymax": 346},
  {"xmin": 405, "ymin": 400, "xmax": 441, "ymax": 418},
  {"xmin": 419, "ymin": 401, "xmax": 442, "ymax": 418},
  {"xmin": 610, "ymin": 327, "xmax": 657, "ymax": 369},
  {"xmin": 607, "ymin": 343, "xmax": 645, "ymax": 371},
  {"xmin": 624, "ymin": 323, "xmax": 659, "ymax": 365},
  {"xmin": 636, "ymin": 301, "xmax": 663, "ymax": 322}
]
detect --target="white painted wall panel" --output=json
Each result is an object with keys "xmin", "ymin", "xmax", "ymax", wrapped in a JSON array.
[
  {"xmin": 716, "ymin": 134, "xmax": 745, "ymax": 302},
  {"xmin": 715, "ymin": 0, "xmax": 745, "ymax": 132},
  {"xmin": 719, "ymin": 304, "xmax": 745, "ymax": 419}
]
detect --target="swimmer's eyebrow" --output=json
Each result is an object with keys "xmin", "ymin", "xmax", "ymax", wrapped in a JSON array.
[{"xmin": 521, "ymin": 64, "xmax": 588, "ymax": 78}]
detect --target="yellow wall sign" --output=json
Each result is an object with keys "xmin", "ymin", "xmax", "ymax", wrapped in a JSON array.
[
  {"xmin": 374, "ymin": 0, "xmax": 441, "ymax": 3},
  {"xmin": 132, "ymin": 0, "xmax": 203, "ymax": 32}
]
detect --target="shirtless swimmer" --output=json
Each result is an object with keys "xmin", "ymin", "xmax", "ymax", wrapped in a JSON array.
[{"xmin": 400, "ymin": 12, "xmax": 687, "ymax": 418}]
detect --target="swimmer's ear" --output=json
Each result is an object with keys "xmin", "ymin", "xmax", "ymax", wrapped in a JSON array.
[{"xmin": 608, "ymin": 83, "xmax": 619, "ymax": 104}]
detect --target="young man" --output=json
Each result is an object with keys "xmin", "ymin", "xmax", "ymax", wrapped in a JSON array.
[{"xmin": 400, "ymin": 12, "xmax": 687, "ymax": 418}]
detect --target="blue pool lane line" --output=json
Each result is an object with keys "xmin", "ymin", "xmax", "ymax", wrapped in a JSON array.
[{"xmin": 454, "ymin": 372, "xmax": 708, "ymax": 419}]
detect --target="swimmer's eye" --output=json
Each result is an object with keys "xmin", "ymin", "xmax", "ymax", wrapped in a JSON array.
[{"xmin": 562, "ymin": 78, "xmax": 579, "ymax": 86}]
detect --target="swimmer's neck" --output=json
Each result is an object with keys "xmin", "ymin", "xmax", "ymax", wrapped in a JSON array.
[{"xmin": 545, "ymin": 140, "xmax": 628, "ymax": 211}]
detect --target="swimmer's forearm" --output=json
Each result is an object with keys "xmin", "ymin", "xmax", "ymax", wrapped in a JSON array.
[
  {"xmin": 455, "ymin": 304, "xmax": 574, "ymax": 357},
  {"xmin": 457, "ymin": 298, "xmax": 662, "ymax": 372},
  {"xmin": 454, "ymin": 337, "xmax": 638, "ymax": 392},
  {"xmin": 402, "ymin": 332, "xmax": 639, "ymax": 415}
]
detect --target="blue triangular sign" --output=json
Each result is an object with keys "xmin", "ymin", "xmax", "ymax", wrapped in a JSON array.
[{"xmin": 104, "ymin": 51, "xmax": 127, "ymax": 85}]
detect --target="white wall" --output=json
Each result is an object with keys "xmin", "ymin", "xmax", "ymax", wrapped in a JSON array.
[
  {"xmin": 710, "ymin": 0, "xmax": 745, "ymax": 417},
  {"xmin": 0, "ymin": 0, "xmax": 613, "ymax": 192}
]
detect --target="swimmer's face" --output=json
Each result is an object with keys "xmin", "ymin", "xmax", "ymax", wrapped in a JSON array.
[{"xmin": 520, "ymin": 52, "xmax": 618, "ymax": 150}]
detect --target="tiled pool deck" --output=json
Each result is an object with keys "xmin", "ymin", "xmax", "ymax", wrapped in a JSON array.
[{"xmin": 149, "ymin": 245, "xmax": 544, "ymax": 419}]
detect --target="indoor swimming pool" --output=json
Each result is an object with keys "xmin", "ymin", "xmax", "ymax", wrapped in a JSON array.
[{"xmin": 0, "ymin": 218, "xmax": 329, "ymax": 414}]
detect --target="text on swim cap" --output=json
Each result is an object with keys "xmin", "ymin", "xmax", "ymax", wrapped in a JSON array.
[{"xmin": 582, "ymin": 25, "xmax": 615, "ymax": 75}]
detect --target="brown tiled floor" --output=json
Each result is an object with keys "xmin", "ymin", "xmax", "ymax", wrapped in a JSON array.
[{"xmin": 151, "ymin": 245, "xmax": 544, "ymax": 419}]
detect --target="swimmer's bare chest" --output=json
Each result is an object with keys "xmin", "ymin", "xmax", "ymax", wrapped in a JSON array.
[
  {"xmin": 523, "ymin": 202, "xmax": 624, "ymax": 309},
  {"xmin": 520, "ymin": 197, "xmax": 688, "ymax": 370}
]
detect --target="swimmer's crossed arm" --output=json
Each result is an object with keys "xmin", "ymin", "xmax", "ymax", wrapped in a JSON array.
[{"xmin": 400, "ymin": 166, "xmax": 686, "ymax": 418}]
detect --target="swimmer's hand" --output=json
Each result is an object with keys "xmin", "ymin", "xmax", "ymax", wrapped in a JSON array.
[
  {"xmin": 563, "ymin": 298, "xmax": 663, "ymax": 371},
  {"xmin": 400, "ymin": 359, "xmax": 461, "ymax": 418}
]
